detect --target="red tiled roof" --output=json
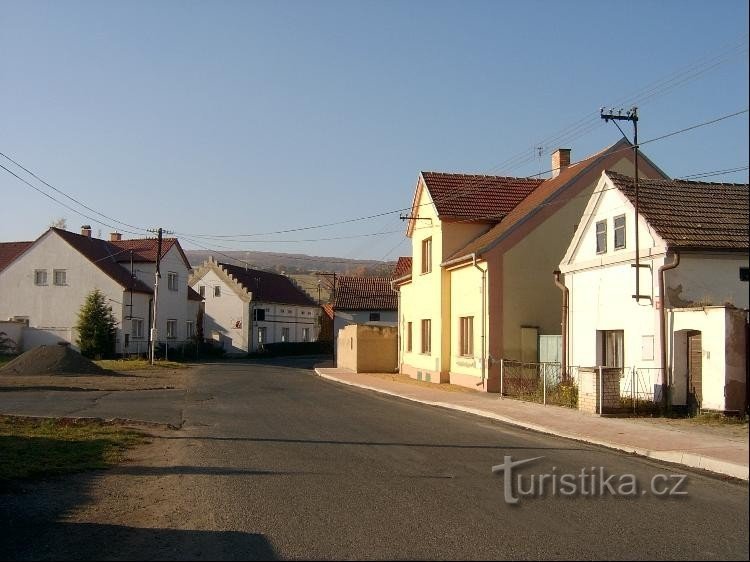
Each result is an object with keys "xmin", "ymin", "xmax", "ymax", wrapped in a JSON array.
[
  {"xmin": 53, "ymin": 228, "xmax": 154, "ymax": 293},
  {"xmin": 607, "ymin": 171, "xmax": 749, "ymax": 251},
  {"xmin": 394, "ymin": 256, "xmax": 412, "ymax": 278},
  {"xmin": 445, "ymin": 139, "xmax": 669, "ymax": 262},
  {"xmin": 110, "ymin": 238, "xmax": 190, "ymax": 268},
  {"xmin": 421, "ymin": 172, "xmax": 544, "ymax": 222},
  {"xmin": 333, "ymin": 276, "xmax": 397, "ymax": 311},
  {"xmin": 219, "ymin": 263, "xmax": 317, "ymax": 306},
  {"xmin": 322, "ymin": 303, "xmax": 335, "ymax": 320},
  {"xmin": 0, "ymin": 241, "xmax": 33, "ymax": 272}
]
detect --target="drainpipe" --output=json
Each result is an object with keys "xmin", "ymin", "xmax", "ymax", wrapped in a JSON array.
[
  {"xmin": 658, "ymin": 251, "xmax": 680, "ymax": 411},
  {"xmin": 553, "ymin": 270, "xmax": 568, "ymax": 382},
  {"xmin": 390, "ymin": 279, "xmax": 401, "ymax": 373},
  {"xmin": 472, "ymin": 254, "xmax": 487, "ymax": 389}
]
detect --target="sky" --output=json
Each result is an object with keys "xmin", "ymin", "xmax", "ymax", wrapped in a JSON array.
[{"xmin": 1, "ymin": 0, "xmax": 748, "ymax": 262}]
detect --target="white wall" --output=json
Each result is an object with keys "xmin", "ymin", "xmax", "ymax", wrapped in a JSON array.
[
  {"xmin": 193, "ymin": 268, "xmax": 249, "ymax": 353},
  {"xmin": 250, "ymin": 302, "xmax": 322, "ymax": 352}
]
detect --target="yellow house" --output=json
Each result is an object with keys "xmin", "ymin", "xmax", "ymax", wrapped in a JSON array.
[{"xmin": 395, "ymin": 139, "xmax": 668, "ymax": 391}]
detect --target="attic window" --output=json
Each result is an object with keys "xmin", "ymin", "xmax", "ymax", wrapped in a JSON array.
[
  {"xmin": 613, "ymin": 215, "xmax": 626, "ymax": 250},
  {"xmin": 596, "ymin": 220, "xmax": 607, "ymax": 254},
  {"xmin": 214, "ymin": 286, "xmax": 221, "ymax": 297}
]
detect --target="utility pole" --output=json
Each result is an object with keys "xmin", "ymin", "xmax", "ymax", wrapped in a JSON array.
[
  {"xmin": 600, "ymin": 107, "xmax": 648, "ymax": 301},
  {"xmin": 148, "ymin": 227, "xmax": 165, "ymax": 364}
]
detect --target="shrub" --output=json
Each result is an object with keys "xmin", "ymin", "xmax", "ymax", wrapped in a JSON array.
[{"xmin": 75, "ymin": 290, "xmax": 117, "ymax": 359}]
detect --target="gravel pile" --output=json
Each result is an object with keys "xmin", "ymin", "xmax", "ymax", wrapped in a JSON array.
[{"xmin": 0, "ymin": 344, "xmax": 108, "ymax": 376}]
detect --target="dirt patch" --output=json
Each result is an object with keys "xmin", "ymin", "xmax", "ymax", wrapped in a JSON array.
[
  {"xmin": 0, "ymin": 345, "xmax": 107, "ymax": 376},
  {"xmin": 364, "ymin": 372, "xmax": 480, "ymax": 394},
  {"xmin": 0, "ymin": 369, "xmax": 191, "ymax": 392}
]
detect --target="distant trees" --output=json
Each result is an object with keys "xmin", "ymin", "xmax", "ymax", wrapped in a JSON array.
[
  {"xmin": 49, "ymin": 217, "xmax": 68, "ymax": 230},
  {"xmin": 75, "ymin": 290, "xmax": 117, "ymax": 358}
]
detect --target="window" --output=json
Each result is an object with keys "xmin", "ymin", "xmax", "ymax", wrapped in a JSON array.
[
  {"xmin": 131, "ymin": 318, "xmax": 144, "ymax": 339},
  {"xmin": 199, "ymin": 285, "xmax": 205, "ymax": 297},
  {"xmin": 740, "ymin": 267, "xmax": 749, "ymax": 282},
  {"xmin": 214, "ymin": 285, "xmax": 221, "ymax": 297},
  {"xmin": 166, "ymin": 319, "xmax": 177, "ymax": 339},
  {"xmin": 613, "ymin": 215, "xmax": 626, "ymax": 250},
  {"xmin": 407, "ymin": 322, "xmax": 412, "ymax": 352},
  {"xmin": 186, "ymin": 321, "xmax": 195, "ymax": 339},
  {"xmin": 253, "ymin": 308, "xmax": 266, "ymax": 321},
  {"xmin": 595, "ymin": 220, "xmax": 607, "ymax": 254},
  {"xmin": 258, "ymin": 327, "xmax": 267, "ymax": 344},
  {"xmin": 53, "ymin": 269, "xmax": 67, "ymax": 286},
  {"xmin": 421, "ymin": 237, "xmax": 432, "ymax": 274},
  {"xmin": 167, "ymin": 272, "xmax": 178, "ymax": 291},
  {"xmin": 281, "ymin": 327, "xmax": 290, "ymax": 342},
  {"xmin": 421, "ymin": 319, "xmax": 431, "ymax": 354},
  {"xmin": 34, "ymin": 269, "xmax": 47, "ymax": 286},
  {"xmin": 459, "ymin": 316, "xmax": 474, "ymax": 357},
  {"xmin": 599, "ymin": 330, "xmax": 624, "ymax": 367},
  {"xmin": 302, "ymin": 327, "xmax": 310, "ymax": 342},
  {"xmin": 369, "ymin": 312, "xmax": 381, "ymax": 322}
]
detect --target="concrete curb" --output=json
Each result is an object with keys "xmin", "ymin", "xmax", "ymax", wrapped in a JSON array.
[{"xmin": 314, "ymin": 369, "xmax": 749, "ymax": 481}]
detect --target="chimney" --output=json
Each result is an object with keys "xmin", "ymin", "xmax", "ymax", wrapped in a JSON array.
[
  {"xmin": 110, "ymin": 232, "xmax": 122, "ymax": 242},
  {"xmin": 81, "ymin": 225, "xmax": 92, "ymax": 238},
  {"xmin": 551, "ymin": 148, "xmax": 571, "ymax": 178}
]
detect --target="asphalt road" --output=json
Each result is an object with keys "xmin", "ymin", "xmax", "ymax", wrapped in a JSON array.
[{"xmin": 1, "ymin": 357, "xmax": 748, "ymax": 560}]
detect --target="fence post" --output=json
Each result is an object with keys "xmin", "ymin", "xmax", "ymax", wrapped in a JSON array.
[
  {"xmin": 500, "ymin": 359, "xmax": 504, "ymax": 399},
  {"xmin": 543, "ymin": 363, "xmax": 547, "ymax": 406},
  {"xmin": 632, "ymin": 367, "xmax": 636, "ymax": 414},
  {"xmin": 598, "ymin": 365, "xmax": 603, "ymax": 415}
]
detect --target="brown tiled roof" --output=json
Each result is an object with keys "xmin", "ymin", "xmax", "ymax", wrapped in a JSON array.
[
  {"xmin": 111, "ymin": 238, "xmax": 191, "ymax": 268},
  {"xmin": 0, "ymin": 241, "xmax": 33, "ymax": 272},
  {"xmin": 333, "ymin": 276, "xmax": 397, "ymax": 311},
  {"xmin": 607, "ymin": 171, "xmax": 749, "ymax": 250},
  {"xmin": 219, "ymin": 263, "xmax": 317, "ymax": 306},
  {"xmin": 394, "ymin": 256, "xmax": 412, "ymax": 278},
  {"xmin": 322, "ymin": 303, "xmax": 335, "ymax": 320},
  {"xmin": 53, "ymin": 228, "xmax": 154, "ymax": 293},
  {"xmin": 421, "ymin": 172, "xmax": 543, "ymax": 222},
  {"xmin": 187, "ymin": 286, "xmax": 203, "ymax": 301},
  {"xmin": 445, "ymin": 139, "xmax": 669, "ymax": 262}
]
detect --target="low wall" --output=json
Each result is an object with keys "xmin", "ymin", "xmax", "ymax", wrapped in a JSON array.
[
  {"xmin": 578, "ymin": 367, "xmax": 621, "ymax": 414},
  {"xmin": 336, "ymin": 324, "xmax": 397, "ymax": 373}
]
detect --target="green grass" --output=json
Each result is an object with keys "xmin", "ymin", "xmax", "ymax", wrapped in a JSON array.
[
  {"xmin": 688, "ymin": 411, "xmax": 749, "ymax": 425},
  {"xmin": 0, "ymin": 416, "xmax": 146, "ymax": 483},
  {"xmin": 95, "ymin": 359, "xmax": 187, "ymax": 371},
  {"xmin": 0, "ymin": 354, "xmax": 17, "ymax": 366}
]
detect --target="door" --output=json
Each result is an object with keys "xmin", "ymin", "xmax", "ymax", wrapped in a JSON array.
[{"xmin": 687, "ymin": 330, "xmax": 702, "ymax": 413}]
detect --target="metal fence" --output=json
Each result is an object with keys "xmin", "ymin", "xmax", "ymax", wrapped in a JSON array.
[
  {"xmin": 618, "ymin": 367, "xmax": 663, "ymax": 414},
  {"xmin": 499, "ymin": 360, "xmax": 578, "ymax": 408},
  {"xmin": 121, "ymin": 339, "xmax": 200, "ymax": 361}
]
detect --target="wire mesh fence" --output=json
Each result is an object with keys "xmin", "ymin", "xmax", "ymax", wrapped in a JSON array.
[{"xmin": 619, "ymin": 367, "xmax": 663, "ymax": 414}]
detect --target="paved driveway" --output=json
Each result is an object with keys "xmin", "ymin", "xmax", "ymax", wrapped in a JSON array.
[{"xmin": 1, "ymin": 357, "xmax": 748, "ymax": 560}]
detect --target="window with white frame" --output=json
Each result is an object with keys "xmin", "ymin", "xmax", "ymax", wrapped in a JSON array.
[
  {"xmin": 258, "ymin": 327, "xmax": 267, "ymax": 344},
  {"xmin": 186, "ymin": 321, "xmax": 195, "ymax": 339},
  {"xmin": 167, "ymin": 272, "xmax": 179, "ymax": 291},
  {"xmin": 214, "ymin": 285, "xmax": 221, "ymax": 297},
  {"xmin": 132, "ymin": 318, "xmax": 144, "ymax": 339},
  {"xmin": 613, "ymin": 215, "xmax": 626, "ymax": 250},
  {"xmin": 595, "ymin": 220, "xmax": 607, "ymax": 254},
  {"xmin": 421, "ymin": 238, "xmax": 432, "ymax": 274},
  {"xmin": 53, "ymin": 269, "xmax": 67, "ymax": 286},
  {"xmin": 459, "ymin": 316, "xmax": 474, "ymax": 357},
  {"xmin": 34, "ymin": 269, "xmax": 47, "ymax": 286},
  {"xmin": 199, "ymin": 285, "xmax": 205, "ymax": 297},
  {"xmin": 302, "ymin": 327, "xmax": 310, "ymax": 342},
  {"xmin": 281, "ymin": 327, "xmax": 290, "ymax": 342},
  {"xmin": 166, "ymin": 319, "xmax": 177, "ymax": 339}
]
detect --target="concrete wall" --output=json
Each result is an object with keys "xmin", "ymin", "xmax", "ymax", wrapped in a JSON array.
[
  {"xmin": 334, "ymin": 310, "xmax": 396, "ymax": 353},
  {"xmin": 336, "ymin": 324, "xmax": 398, "ymax": 373}
]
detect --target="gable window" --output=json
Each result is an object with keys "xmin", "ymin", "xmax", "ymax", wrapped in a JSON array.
[
  {"xmin": 53, "ymin": 269, "xmax": 67, "ymax": 286},
  {"xmin": 214, "ymin": 285, "xmax": 221, "ymax": 297},
  {"xmin": 167, "ymin": 272, "xmax": 179, "ymax": 291},
  {"xmin": 613, "ymin": 215, "xmax": 626, "ymax": 250},
  {"xmin": 166, "ymin": 319, "xmax": 177, "ymax": 339},
  {"xmin": 421, "ymin": 319, "xmax": 431, "ymax": 354},
  {"xmin": 34, "ymin": 269, "xmax": 47, "ymax": 286},
  {"xmin": 369, "ymin": 312, "xmax": 381, "ymax": 322},
  {"xmin": 199, "ymin": 285, "xmax": 205, "ymax": 297},
  {"xmin": 421, "ymin": 238, "xmax": 432, "ymax": 274},
  {"xmin": 459, "ymin": 316, "xmax": 474, "ymax": 357},
  {"xmin": 131, "ymin": 318, "xmax": 144, "ymax": 339},
  {"xmin": 595, "ymin": 220, "xmax": 607, "ymax": 254},
  {"xmin": 407, "ymin": 322, "xmax": 413, "ymax": 352}
]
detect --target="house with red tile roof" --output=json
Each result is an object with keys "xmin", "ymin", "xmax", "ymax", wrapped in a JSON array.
[
  {"xmin": 189, "ymin": 258, "xmax": 321, "ymax": 354},
  {"xmin": 560, "ymin": 171, "xmax": 749, "ymax": 412},
  {"xmin": 395, "ymin": 139, "xmax": 669, "ymax": 391},
  {"xmin": 0, "ymin": 226, "xmax": 201, "ymax": 355}
]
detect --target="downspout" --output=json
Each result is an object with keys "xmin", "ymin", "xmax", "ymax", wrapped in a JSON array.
[
  {"xmin": 390, "ymin": 279, "xmax": 401, "ymax": 373},
  {"xmin": 472, "ymin": 254, "xmax": 487, "ymax": 388},
  {"xmin": 553, "ymin": 270, "xmax": 568, "ymax": 382},
  {"xmin": 658, "ymin": 251, "xmax": 680, "ymax": 411}
]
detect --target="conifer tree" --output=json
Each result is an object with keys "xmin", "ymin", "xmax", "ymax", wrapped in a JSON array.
[{"xmin": 75, "ymin": 289, "xmax": 117, "ymax": 358}]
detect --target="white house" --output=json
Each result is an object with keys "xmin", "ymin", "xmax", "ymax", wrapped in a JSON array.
[
  {"xmin": 559, "ymin": 171, "xmax": 749, "ymax": 412},
  {"xmin": 0, "ymin": 226, "xmax": 202, "ymax": 354},
  {"xmin": 189, "ymin": 258, "xmax": 320, "ymax": 354}
]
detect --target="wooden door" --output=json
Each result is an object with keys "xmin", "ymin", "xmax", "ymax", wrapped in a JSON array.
[{"xmin": 687, "ymin": 331, "xmax": 702, "ymax": 409}]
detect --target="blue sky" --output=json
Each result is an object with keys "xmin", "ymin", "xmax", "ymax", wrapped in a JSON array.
[{"xmin": 1, "ymin": 0, "xmax": 748, "ymax": 262}]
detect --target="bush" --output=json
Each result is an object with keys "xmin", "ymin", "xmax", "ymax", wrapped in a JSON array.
[{"xmin": 75, "ymin": 290, "xmax": 117, "ymax": 359}]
